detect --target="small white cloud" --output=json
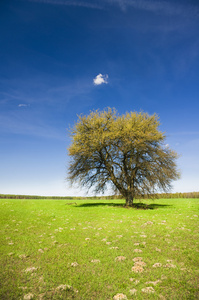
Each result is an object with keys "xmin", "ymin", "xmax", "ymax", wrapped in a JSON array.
[
  {"xmin": 18, "ymin": 104, "xmax": 28, "ymax": 107},
  {"xmin": 93, "ymin": 73, "xmax": 108, "ymax": 85}
]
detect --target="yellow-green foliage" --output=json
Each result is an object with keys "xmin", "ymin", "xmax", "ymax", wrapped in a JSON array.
[
  {"xmin": 70, "ymin": 109, "xmax": 162, "ymax": 154},
  {"xmin": 68, "ymin": 108, "xmax": 180, "ymax": 205}
]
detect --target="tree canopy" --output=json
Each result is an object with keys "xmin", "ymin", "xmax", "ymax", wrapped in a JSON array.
[{"xmin": 67, "ymin": 108, "xmax": 180, "ymax": 206}]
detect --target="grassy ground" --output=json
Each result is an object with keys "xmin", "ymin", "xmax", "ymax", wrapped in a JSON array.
[{"xmin": 0, "ymin": 198, "xmax": 198, "ymax": 299}]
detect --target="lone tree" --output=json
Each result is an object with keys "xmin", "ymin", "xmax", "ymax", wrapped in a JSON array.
[{"xmin": 67, "ymin": 108, "xmax": 180, "ymax": 206}]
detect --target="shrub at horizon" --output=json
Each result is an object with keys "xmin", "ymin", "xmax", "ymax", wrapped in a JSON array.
[{"xmin": 67, "ymin": 108, "xmax": 180, "ymax": 206}]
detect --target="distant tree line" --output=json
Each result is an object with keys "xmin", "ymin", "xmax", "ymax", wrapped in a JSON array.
[
  {"xmin": 140, "ymin": 192, "xmax": 199, "ymax": 199},
  {"xmin": 0, "ymin": 194, "xmax": 74, "ymax": 200},
  {"xmin": 0, "ymin": 192, "xmax": 199, "ymax": 200}
]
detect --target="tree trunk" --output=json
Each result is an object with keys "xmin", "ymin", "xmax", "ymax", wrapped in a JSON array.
[{"xmin": 125, "ymin": 193, "xmax": 134, "ymax": 206}]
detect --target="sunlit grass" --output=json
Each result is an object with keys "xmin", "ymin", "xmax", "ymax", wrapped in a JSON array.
[{"xmin": 0, "ymin": 198, "xmax": 198, "ymax": 299}]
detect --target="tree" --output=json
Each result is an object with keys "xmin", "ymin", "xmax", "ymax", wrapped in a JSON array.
[{"xmin": 67, "ymin": 108, "xmax": 180, "ymax": 206}]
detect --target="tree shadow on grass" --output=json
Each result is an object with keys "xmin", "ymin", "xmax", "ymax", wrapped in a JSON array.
[{"xmin": 76, "ymin": 202, "xmax": 172, "ymax": 210}]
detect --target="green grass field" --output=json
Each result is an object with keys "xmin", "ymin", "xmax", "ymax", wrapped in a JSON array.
[{"xmin": 0, "ymin": 198, "xmax": 198, "ymax": 299}]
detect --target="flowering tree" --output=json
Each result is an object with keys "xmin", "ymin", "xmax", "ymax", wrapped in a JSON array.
[{"xmin": 67, "ymin": 108, "xmax": 180, "ymax": 206}]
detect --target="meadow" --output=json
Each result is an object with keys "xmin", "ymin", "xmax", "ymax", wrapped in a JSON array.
[{"xmin": 0, "ymin": 198, "xmax": 198, "ymax": 299}]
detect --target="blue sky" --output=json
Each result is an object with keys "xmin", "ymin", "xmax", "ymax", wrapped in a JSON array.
[{"xmin": 0, "ymin": 0, "xmax": 199, "ymax": 196}]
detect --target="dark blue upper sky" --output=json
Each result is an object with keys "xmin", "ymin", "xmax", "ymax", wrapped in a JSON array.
[{"xmin": 1, "ymin": 0, "xmax": 199, "ymax": 195}]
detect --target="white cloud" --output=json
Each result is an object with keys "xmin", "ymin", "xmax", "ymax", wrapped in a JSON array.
[
  {"xmin": 107, "ymin": 0, "xmax": 199, "ymax": 17},
  {"xmin": 26, "ymin": 0, "xmax": 199, "ymax": 18},
  {"xmin": 27, "ymin": 0, "xmax": 103, "ymax": 10},
  {"xmin": 18, "ymin": 104, "xmax": 28, "ymax": 107},
  {"xmin": 93, "ymin": 74, "xmax": 108, "ymax": 85}
]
